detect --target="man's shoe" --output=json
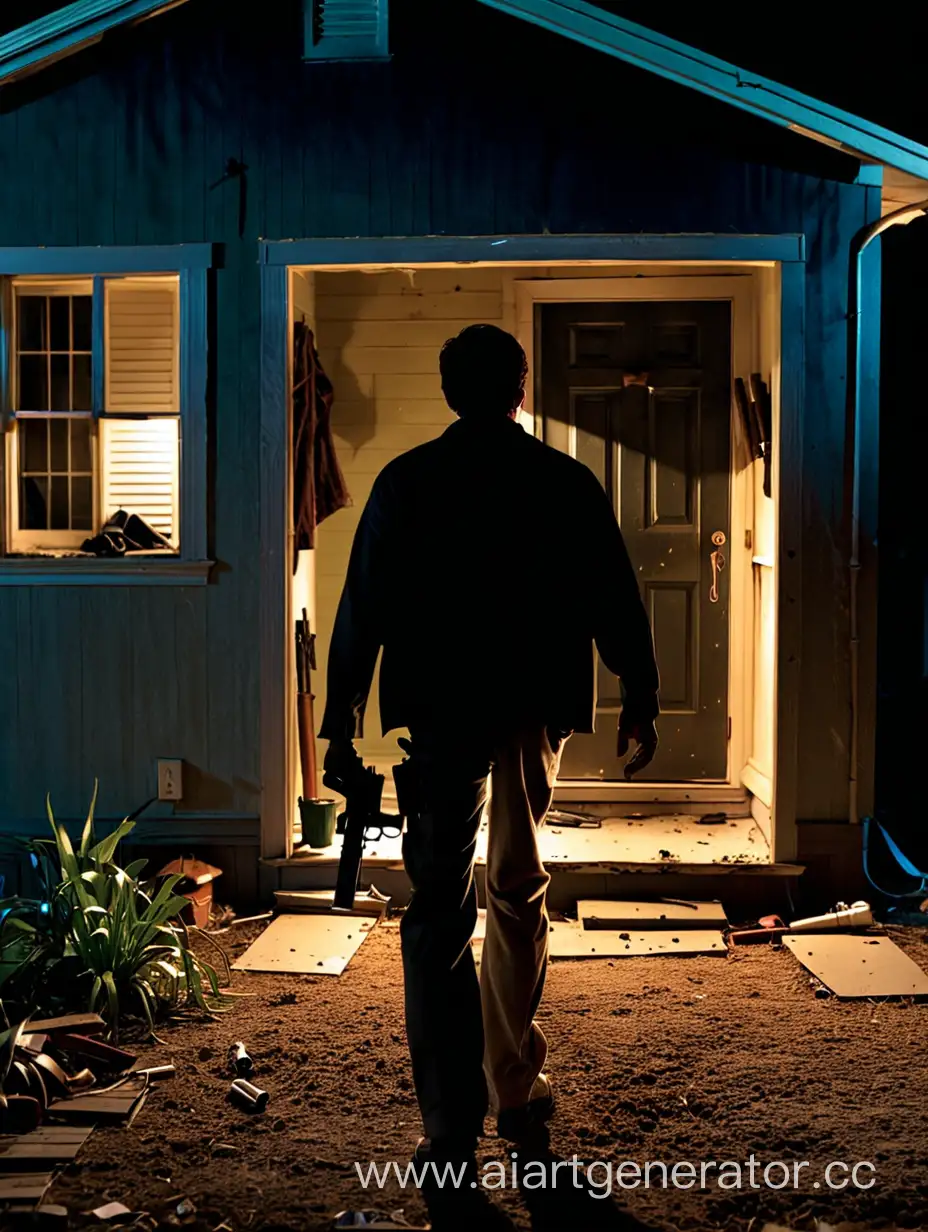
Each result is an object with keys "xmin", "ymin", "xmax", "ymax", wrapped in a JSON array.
[{"xmin": 496, "ymin": 1073, "xmax": 555, "ymax": 1143}]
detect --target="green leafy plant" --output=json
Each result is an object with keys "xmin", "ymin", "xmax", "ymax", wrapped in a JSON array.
[{"xmin": 0, "ymin": 785, "xmax": 231, "ymax": 1039}]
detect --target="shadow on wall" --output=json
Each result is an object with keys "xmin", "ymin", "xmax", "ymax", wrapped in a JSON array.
[{"xmin": 314, "ymin": 318, "xmax": 380, "ymax": 456}]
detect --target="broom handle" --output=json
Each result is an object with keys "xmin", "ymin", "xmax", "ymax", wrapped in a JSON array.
[{"xmin": 297, "ymin": 691, "xmax": 318, "ymax": 800}]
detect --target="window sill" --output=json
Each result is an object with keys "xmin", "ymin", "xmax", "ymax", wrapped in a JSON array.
[{"xmin": 0, "ymin": 555, "xmax": 214, "ymax": 586}]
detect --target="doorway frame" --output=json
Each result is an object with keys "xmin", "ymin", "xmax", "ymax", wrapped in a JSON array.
[{"xmin": 258, "ymin": 233, "xmax": 806, "ymax": 865}]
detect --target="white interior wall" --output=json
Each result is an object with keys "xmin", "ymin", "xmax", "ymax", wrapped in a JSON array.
[{"xmin": 313, "ymin": 267, "xmax": 502, "ymax": 771}]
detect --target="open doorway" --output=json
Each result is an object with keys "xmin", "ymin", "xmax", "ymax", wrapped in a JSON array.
[{"xmin": 276, "ymin": 259, "xmax": 783, "ymax": 874}]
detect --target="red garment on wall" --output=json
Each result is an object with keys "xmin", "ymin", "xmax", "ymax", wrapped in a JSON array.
[{"xmin": 292, "ymin": 320, "xmax": 350, "ymax": 571}]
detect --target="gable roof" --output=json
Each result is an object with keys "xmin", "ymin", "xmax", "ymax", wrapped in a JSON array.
[
  {"xmin": 0, "ymin": 0, "xmax": 189, "ymax": 86},
  {"xmin": 477, "ymin": 0, "xmax": 928, "ymax": 208},
  {"xmin": 3, "ymin": 0, "xmax": 926, "ymax": 213}
]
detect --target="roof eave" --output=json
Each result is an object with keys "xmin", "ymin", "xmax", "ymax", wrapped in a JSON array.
[
  {"xmin": 477, "ymin": 0, "xmax": 928, "ymax": 184},
  {"xmin": 0, "ymin": 0, "xmax": 189, "ymax": 87}
]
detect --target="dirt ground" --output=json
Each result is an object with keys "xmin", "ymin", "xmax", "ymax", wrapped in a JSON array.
[{"xmin": 45, "ymin": 919, "xmax": 928, "ymax": 1232}]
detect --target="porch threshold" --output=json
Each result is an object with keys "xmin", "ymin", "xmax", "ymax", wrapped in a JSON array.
[{"xmin": 267, "ymin": 813, "xmax": 799, "ymax": 876}]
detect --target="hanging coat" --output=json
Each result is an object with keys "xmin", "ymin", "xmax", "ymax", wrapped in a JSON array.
[{"xmin": 292, "ymin": 321, "xmax": 350, "ymax": 571}]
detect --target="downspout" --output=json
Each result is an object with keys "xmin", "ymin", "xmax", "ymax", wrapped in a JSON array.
[{"xmin": 847, "ymin": 196, "xmax": 928, "ymax": 826}]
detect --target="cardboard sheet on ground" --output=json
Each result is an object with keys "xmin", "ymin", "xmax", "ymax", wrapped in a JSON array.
[
  {"xmin": 233, "ymin": 912, "xmax": 377, "ymax": 976},
  {"xmin": 783, "ymin": 932, "xmax": 928, "ymax": 998},
  {"xmin": 548, "ymin": 921, "xmax": 726, "ymax": 958},
  {"xmin": 273, "ymin": 889, "xmax": 389, "ymax": 917},
  {"xmin": 578, "ymin": 899, "xmax": 727, "ymax": 930}
]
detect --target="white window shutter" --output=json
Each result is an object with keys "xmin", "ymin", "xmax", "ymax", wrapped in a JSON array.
[
  {"xmin": 105, "ymin": 279, "xmax": 179, "ymax": 413},
  {"xmin": 304, "ymin": 0, "xmax": 389, "ymax": 61},
  {"xmin": 101, "ymin": 278, "xmax": 181, "ymax": 545},
  {"xmin": 100, "ymin": 417, "xmax": 180, "ymax": 543}
]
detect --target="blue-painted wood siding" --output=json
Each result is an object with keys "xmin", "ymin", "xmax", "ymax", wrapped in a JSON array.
[{"xmin": 0, "ymin": 0, "xmax": 878, "ymax": 827}]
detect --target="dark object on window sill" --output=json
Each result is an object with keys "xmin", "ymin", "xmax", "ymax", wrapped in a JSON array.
[{"xmin": 81, "ymin": 510, "xmax": 172, "ymax": 557}]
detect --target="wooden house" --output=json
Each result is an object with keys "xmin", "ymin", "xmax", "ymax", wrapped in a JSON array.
[{"xmin": 0, "ymin": 0, "xmax": 926, "ymax": 906}]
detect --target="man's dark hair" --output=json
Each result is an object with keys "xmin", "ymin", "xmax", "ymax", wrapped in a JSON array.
[{"xmin": 439, "ymin": 324, "xmax": 528, "ymax": 419}]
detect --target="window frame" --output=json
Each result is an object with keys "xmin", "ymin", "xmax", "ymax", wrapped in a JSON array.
[{"xmin": 0, "ymin": 245, "xmax": 212, "ymax": 586}]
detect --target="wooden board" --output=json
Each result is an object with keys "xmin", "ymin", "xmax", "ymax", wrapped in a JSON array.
[
  {"xmin": 50, "ymin": 1077, "xmax": 147, "ymax": 1126},
  {"xmin": 26, "ymin": 1014, "xmax": 105, "ymax": 1037},
  {"xmin": 0, "ymin": 1171, "xmax": 54, "ymax": 1203},
  {"xmin": 232, "ymin": 913, "xmax": 377, "ymax": 976},
  {"xmin": 548, "ymin": 921, "xmax": 727, "ymax": 958},
  {"xmin": 272, "ymin": 890, "xmax": 389, "ymax": 918},
  {"xmin": 783, "ymin": 933, "xmax": 928, "ymax": 999},
  {"xmin": 0, "ymin": 1127, "xmax": 93, "ymax": 1171},
  {"xmin": 578, "ymin": 899, "xmax": 728, "ymax": 930}
]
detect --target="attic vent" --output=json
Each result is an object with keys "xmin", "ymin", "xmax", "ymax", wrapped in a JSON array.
[{"xmin": 304, "ymin": 0, "xmax": 389, "ymax": 61}]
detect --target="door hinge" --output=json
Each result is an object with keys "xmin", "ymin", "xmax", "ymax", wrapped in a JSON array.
[{"xmin": 727, "ymin": 716, "xmax": 732, "ymax": 741}]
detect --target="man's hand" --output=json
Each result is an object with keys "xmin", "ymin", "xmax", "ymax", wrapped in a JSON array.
[
  {"xmin": 617, "ymin": 718, "xmax": 658, "ymax": 780},
  {"xmin": 323, "ymin": 738, "xmax": 361, "ymax": 787}
]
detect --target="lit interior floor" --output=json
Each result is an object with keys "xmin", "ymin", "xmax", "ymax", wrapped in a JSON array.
[{"xmin": 290, "ymin": 810, "xmax": 770, "ymax": 872}]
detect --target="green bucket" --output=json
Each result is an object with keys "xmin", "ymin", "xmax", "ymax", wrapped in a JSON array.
[{"xmin": 299, "ymin": 797, "xmax": 338, "ymax": 848}]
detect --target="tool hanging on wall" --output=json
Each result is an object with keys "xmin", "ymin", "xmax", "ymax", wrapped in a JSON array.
[
  {"xmin": 295, "ymin": 608, "xmax": 318, "ymax": 801},
  {"xmin": 734, "ymin": 376, "xmax": 773, "ymax": 499},
  {"xmin": 749, "ymin": 373, "xmax": 773, "ymax": 499}
]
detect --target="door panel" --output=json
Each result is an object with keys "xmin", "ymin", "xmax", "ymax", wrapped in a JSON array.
[{"xmin": 539, "ymin": 300, "xmax": 732, "ymax": 781}]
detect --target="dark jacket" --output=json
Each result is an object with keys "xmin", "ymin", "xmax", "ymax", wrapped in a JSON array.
[{"xmin": 319, "ymin": 415, "xmax": 659, "ymax": 742}]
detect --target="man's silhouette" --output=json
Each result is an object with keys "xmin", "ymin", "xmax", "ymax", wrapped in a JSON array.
[{"xmin": 320, "ymin": 325, "xmax": 659, "ymax": 1172}]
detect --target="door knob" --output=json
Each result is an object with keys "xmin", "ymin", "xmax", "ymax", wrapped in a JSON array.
[{"xmin": 709, "ymin": 530, "xmax": 726, "ymax": 603}]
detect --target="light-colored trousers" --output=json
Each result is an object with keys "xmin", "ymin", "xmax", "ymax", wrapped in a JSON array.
[{"xmin": 400, "ymin": 726, "xmax": 564, "ymax": 1140}]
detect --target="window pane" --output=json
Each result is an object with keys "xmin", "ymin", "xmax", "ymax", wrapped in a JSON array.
[
  {"xmin": 72, "ymin": 296, "xmax": 92, "ymax": 352},
  {"xmin": 72, "ymin": 354, "xmax": 92, "ymax": 412},
  {"xmin": 50, "ymin": 354, "xmax": 70, "ymax": 411},
  {"xmin": 50, "ymin": 418, "xmax": 69, "ymax": 472},
  {"xmin": 20, "ymin": 476, "xmax": 48, "ymax": 530},
  {"xmin": 18, "ymin": 354, "xmax": 48, "ymax": 410},
  {"xmin": 18, "ymin": 297, "xmax": 46, "ymax": 352},
  {"xmin": 71, "ymin": 475, "xmax": 93, "ymax": 530},
  {"xmin": 49, "ymin": 474, "xmax": 69, "ymax": 529},
  {"xmin": 71, "ymin": 418, "xmax": 92, "ymax": 472},
  {"xmin": 21, "ymin": 419, "xmax": 48, "ymax": 473},
  {"xmin": 49, "ymin": 297, "xmax": 70, "ymax": 351}
]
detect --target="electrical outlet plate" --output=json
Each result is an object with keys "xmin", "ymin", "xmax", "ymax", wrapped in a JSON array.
[{"xmin": 157, "ymin": 759, "xmax": 183, "ymax": 801}]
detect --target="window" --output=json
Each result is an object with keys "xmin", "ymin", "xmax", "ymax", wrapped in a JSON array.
[{"xmin": 4, "ymin": 274, "xmax": 186, "ymax": 557}]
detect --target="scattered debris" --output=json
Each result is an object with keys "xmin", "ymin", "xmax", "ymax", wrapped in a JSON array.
[
  {"xmin": 91, "ymin": 1201, "xmax": 133, "ymax": 1221},
  {"xmin": 233, "ymin": 912, "xmax": 378, "ymax": 976},
  {"xmin": 228, "ymin": 1042, "xmax": 254, "ymax": 1077},
  {"xmin": 784, "ymin": 933, "xmax": 928, "ymax": 998},
  {"xmin": 578, "ymin": 899, "xmax": 727, "ymax": 931},
  {"xmin": 696, "ymin": 813, "xmax": 727, "ymax": 825},
  {"xmin": 546, "ymin": 809, "xmax": 602, "ymax": 829},
  {"xmin": 132, "ymin": 1065, "xmax": 175, "ymax": 1083},
  {"xmin": 229, "ymin": 1078, "xmax": 268, "ymax": 1113},
  {"xmin": 789, "ymin": 900, "xmax": 873, "ymax": 932}
]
